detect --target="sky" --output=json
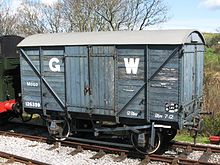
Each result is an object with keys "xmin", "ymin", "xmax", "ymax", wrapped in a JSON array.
[
  {"xmin": 159, "ymin": 0, "xmax": 220, "ymax": 32},
  {"xmin": 2, "ymin": 0, "xmax": 220, "ymax": 33}
]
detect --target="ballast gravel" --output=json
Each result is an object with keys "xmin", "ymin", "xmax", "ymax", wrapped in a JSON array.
[
  {"xmin": 0, "ymin": 135, "xmax": 141, "ymax": 165},
  {"xmin": 0, "ymin": 157, "xmax": 24, "ymax": 165},
  {"xmin": 187, "ymin": 151, "xmax": 204, "ymax": 160},
  {"xmin": 208, "ymin": 153, "xmax": 220, "ymax": 164},
  {"xmin": 1, "ymin": 136, "xmax": 220, "ymax": 165}
]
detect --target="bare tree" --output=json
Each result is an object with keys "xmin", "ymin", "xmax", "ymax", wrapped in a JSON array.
[
  {"xmin": 13, "ymin": 0, "xmax": 168, "ymax": 35},
  {"xmin": 17, "ymin": 3, "xmax": 49, "ymax": 35},
  {"xmin": 63, "ymin": 0, "xmax": 168, "ymax": 32},
  {"xmin": 0, "ymin": 3, "xmax": 19, "ymax": 35},
  {"xmin": 94, "ymin": 0, "xmax": 168, "ymax": 31},
  {"xmin": 62, "ymin": 0, "xmax": 103, "ymax": 32},
  {"xmin": 17, "ymin": 2, "xmax": 67, "ymax": 35},
  {"xmin": 63, "ymin": 0, "xmax": 128, "ymax": 31},
  {"xmin": 94, "ymin": 0, "xmax": 129, "ymax": 31},
  {"xmin": 42, "ymin": 2, "xmax": 67, "ymax": 33},
  {"xmin": 126, "ymin": 0, "xmax": 168, "ymax": 30}
]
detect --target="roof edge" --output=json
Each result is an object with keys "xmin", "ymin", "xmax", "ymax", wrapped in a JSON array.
[
  {"xmin": 184, "ymin": 30, "xmax": 206, "ymax": 45},
  {"xmin": 17, "ymin": 29, "xmax": 206, "ymax": 47}
]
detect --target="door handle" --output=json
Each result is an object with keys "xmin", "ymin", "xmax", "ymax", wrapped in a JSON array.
[{"xmin": 84, "ymin": 85, "xmax": 91, "ymax": 95}]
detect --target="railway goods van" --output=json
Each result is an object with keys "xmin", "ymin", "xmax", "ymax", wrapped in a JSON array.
[{"xmin": 17, "ymin": 30, "xmax": 205, "ymax": 154}]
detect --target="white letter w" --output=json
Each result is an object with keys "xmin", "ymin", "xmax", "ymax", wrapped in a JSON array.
[{"xmin": 124, "ymin": 58, "xmax": 140, "ymax": 74}]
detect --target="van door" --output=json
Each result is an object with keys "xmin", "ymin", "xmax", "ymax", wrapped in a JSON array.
[
  {"xmin": 65, "ymin": 46, "xmax": 90, "ymax": 113},
  {"xmin": 89, "ymin": 46, "xmax": 115, "ymax": 116}
]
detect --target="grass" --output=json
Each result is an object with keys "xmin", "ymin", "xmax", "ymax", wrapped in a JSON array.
[
  {"xmin": 174, "ymin": 134, "xmax": 210, "ymax": 144},
  {"xmin": 205, "ymin": 47, "xmax": 220, "ymax": 69}
]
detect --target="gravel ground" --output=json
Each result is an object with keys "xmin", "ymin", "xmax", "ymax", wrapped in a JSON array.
[
  {"xmin": 187, "ymin": 151, "xmax": 204, "ymax": 160},
  {"xmin": 1, "ymin": 135, "xmax": 220, "ymax": 165},
  {"xmin": 208, "ymin": 153, "xmax": 220, "ymax": 164},
  {"xmin": 0, "ymin": 135, "xmax": 141, "ymax": 165},
  {"xmin": 0, "ymin": 157, "xmax": 24, "ymax": 165},
  {"xmin": 176, "ymin": 141, "xmax": 220, "ymax": 163}
]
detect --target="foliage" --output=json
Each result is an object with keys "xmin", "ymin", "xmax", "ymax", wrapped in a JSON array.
[
  {"xmin": 204, "ymin": 47, "xmax": 220, "ymax": 71},
  {"xmin": 202, "ymin": 114, "xmax": 220, "ymax": 136},
  {"xmin": 174, "ymin": 132, "xmax": 209, "ymax": 144},
  {"xmin": 208, "ymin": 35, "xmax": 220, "ymax": 48},
  {"xmin": 201, "ymin": 33, "xmax": 220, "ymax": 137},
  {"xmin": 204, "ymin": 32, "xmax": 220, "ymax": 54},
  {"xmin": 204, "ymin": 33, "xmax": 219, "ymax": 47}
]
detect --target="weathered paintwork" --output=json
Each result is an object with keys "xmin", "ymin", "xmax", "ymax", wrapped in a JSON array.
[{"xmin": 19, "ymin": 30, "xmax": 205, "ymax": 129}]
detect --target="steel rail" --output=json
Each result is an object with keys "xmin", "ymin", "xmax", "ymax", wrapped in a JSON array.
[
  {"xmin": 0, "ymin": 130, "xmax": 129, "ymax": 155},
  {"xmin": 0, "ymin": 151, "xmax": 50, "ymax": 165},
  {"xmin": 141, "ymin": 154, "xmax": 220, "ymax": 165},
  {"xmin": 1, "ymin": 130, "xmax": 220, "ymax": 164},
  {"xmin": 171, "ymin": 141, "xmax": 220, "ymax": 153}
]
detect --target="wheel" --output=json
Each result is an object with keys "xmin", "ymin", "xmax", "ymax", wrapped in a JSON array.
[
  {"xmin": 163, "ymin": 129, "xmax": 177, "ymax": 142},
  {"xmin": 130, "ymin": 131, "xmax": 161, "ymax": 154}
]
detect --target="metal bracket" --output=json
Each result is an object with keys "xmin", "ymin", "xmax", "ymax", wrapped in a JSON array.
[
  {"xmin": 150, "ymin": 122, "xmax": 155, "ymax": 148},
  {"xmin": 95, "ymin": 125, "xmax": 151, "ymax": 133}
]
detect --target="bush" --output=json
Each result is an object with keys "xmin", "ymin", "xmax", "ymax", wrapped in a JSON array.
[
  {"xmin": 213, "ymin": 45, "xmax": 220, "ymax": 54},
  {"xmin": 203, "ymin": 71, "xmax": 220, "ymax": 114},
  {"xmin": 205, "ymin": 47, "xmax": 220, "ymax": 71},
  {"xmin": 203, "ymin": 114, "xmax": 220, "ymax": 136},
  {"xmin": 205, "ymin": 33, "xmax": 220, "ymax": 48},
  {"xmin": 202, "ymin": 34, "xmax": 220, "ymax": 137}
]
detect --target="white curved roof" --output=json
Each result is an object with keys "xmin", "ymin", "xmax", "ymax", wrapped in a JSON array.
[{"xmin": 18, "ymin": 29, "xmax": 205, "ymax": 47}]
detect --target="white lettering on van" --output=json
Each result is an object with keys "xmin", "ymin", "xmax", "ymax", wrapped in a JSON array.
[
  {"xmin": 124, "ymin": 58, "xmax": 139, "ymax": 74},
  {"xmin": 26, "ymin": 81, "xmax": 38, "ymax": 87},
  {"xmin": 49, "ymin": 57, "xmax": 60, "ymax": 72},
  {"xmin": 25, "ymin": 101, "xmax": 41, "ymax": 108}
]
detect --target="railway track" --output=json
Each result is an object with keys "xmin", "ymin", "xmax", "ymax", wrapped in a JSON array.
[
  {"xmin": 140, "ymin": 154, "xmax": 220, "ymax": 165},
  {"xmin": 171, "ymin": 141, "xmax": 220, "ymax": 153},
  {"xmin": 168, "ymin": 140, "xmax": 220, "ymax": 164},
  {"xmin": 0, "ymin": 150, "xmax": 49, "ymax": 165},
  {"xmin": 1, "ymin": 129, "xmax": 220, "ymax": 165}
]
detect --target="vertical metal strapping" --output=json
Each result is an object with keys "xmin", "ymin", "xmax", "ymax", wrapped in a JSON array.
[
  {"xmin": 104, "ymin": 48, "xmax": 106, "ymax": 112},
  {"xmin": 177, "ymin": 46, "xmax": 183, "ymax": 125},
  {"xmin": 87, "ymin": 46, "xmax": 91, "ymax": 95},
  {"xmin": 145, "ymin": 45, "xmax": 149, "ymax": 122},
  {"xmin": 87, "ymin": 46, "xmax": 92, "ymax": 115},
  {"xmin": 178, "ymin": 48, "xmax": 183, "ymax": 108},
  {"xmin": 180, "ymin": 47, "xmax": 184, "ymax": 104},
  {"xmin": 196, "ymin": 44, "xmax": 204, "ymax": 98},
  {"xmin": 19, "ymin": 50, "xmax": 24, "ymax": 112},
  {"xmin": 63, "ymin": 51, "xmax": 68, "ymax": 113},
  {"xmin": 114, "ymin": 46, "xmax": 118, "ymax": 115},
  {"xmin": 39, "ymin": 47, "xmax": 45, "ymax": 115},
  {"xmin": 194, "ymin": 44, "xmax": 198, "ymax": 101}
]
